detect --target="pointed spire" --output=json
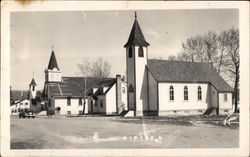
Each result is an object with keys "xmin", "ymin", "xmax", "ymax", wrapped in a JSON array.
[
  {"xmin": 124, "ymin": 12, "xmax": 149, "ymax": 47},
  {"xmin": 30, "ymin": 77, "xmax": 36, "ymax": 86},
  {"xmin": 48, "ymin": 49, "xmax": 59, "ymax": 70}
]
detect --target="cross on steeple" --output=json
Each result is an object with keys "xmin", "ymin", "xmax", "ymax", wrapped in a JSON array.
[
  {"xmin": 52, "ymin": 45, "xmax": 54, "ymax": 51},
  {"xmin": 135, "ymin": 11, "xmax": 137, "ymax": 19}
]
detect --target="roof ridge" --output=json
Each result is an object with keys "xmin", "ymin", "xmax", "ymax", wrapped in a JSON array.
[
  {"xmin": 148, "ymin": 59, "xmax": 208, "ymax": 64},
  {"xmin": 62, "ymin": 76, "xmax": 115, "ymax": 79}
]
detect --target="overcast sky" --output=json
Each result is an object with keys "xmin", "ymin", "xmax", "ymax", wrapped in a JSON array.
[{"xmin": 10, "ymin": 9, "xmax": 238, "ymax": 90}]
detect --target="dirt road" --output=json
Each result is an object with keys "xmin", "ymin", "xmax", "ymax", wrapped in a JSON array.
[{"xmin": 11, "ymin": 117, "xmax": 239, "ymax": 149}]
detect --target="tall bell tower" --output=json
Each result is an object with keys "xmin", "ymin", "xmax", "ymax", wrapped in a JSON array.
[
  {"xmin": 29, "ymin": 74, "xmax": 37, "ymax": 99},
  {"xmin": 44, "ymin": 46, "xmax": 62, "ymax": 82},
  {"xmin": 124, "ymin": 12, "xmax": 149, "ymax": 116}
]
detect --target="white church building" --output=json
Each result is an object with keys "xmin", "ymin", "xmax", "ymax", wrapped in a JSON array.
[
  {"xmin": 124, "ymin": 13, "xmax": 233, "ymax": 116},
  {"xmin": 43, "ymin": 50, "xmax": 127, "ymax": 115},
  {"xmin": 42, "ymin": 12, "xmax": 233, "ymax": 117}
]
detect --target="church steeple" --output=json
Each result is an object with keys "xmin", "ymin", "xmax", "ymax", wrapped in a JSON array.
[
  {"xmin": 124, "ymin": 12, "xmax": 149, "ymax": 116},
  {"xmin": 124, "ymin": 12, "xmax": 149, "ymax": 47},
  {"xmin": 45, "ymin": 47, "xmax": 62, "ymax": 82},
  {"xmin": 48, "ymin": 50, "xmax": 59, "ymax": 70},
  {"xmin": 29, "ymin": 74, "xmax": 37, "ymax": 99}
]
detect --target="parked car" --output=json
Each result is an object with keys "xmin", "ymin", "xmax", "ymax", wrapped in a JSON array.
[{"xmin": 19, "ymin": 110, "xmax": 35, "ymax": 118}]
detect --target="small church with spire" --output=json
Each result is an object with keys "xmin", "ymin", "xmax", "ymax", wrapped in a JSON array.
[{"xmin": 42, "ymin": 46, "xmax": 127, "ymax": 116}]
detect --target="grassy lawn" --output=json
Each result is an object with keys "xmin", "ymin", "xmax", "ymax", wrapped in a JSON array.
[{"xmin": 11, "ymin": 116, "xmax": 239, "ymax": 149}]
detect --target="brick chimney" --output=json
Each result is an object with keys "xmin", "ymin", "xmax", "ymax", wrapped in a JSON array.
[{"xmin": 116, "ymin": 75, "xmax": 122, "ymax": 114}]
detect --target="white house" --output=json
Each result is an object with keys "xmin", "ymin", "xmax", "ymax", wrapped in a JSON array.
[
  {"xmin": 87, "ymin": 75, "xmax": 128, "ymax": 115},
  {"xmin": 43, "ymin": 50, "xmax": 127, "ymax": 116},
  {"xmin": 10, "ymin": 78, "xmax": 44, "ymax": 115},
  {"xmin": 123, "ymin": 13, "xmax": 234, "ymax": 116},
  {"xmin": 10, "ymin": 99, "xmax": 30, "ymax": 115}
]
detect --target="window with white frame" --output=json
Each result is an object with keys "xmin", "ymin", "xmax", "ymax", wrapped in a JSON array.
[
  {"xmin": 169, "ymin": 86, "xmax": 174, "ymax": 101},
  {"xmin": 122, "ymin": 87, "xmax": 126, "ymax": 94},
  {"xmin": 198, "ymin": 86, "xmax": 202, "ymax": 100},
  {"xmin": 184, "ymin": 86, "xmax": 188, "ymax": 100},
  {"xmin": 224, "ymin": 94, "xmax": 228, "ymax": 102},
  {"xmin": 79, "ymin": 98, "xmax": 82, "ymax": 106},
  {"xmin": 100, "ymin": 100, "xmax": 104, "ymax": 108},
  {"xmin": 67, "ymin": 97, "xmax": 71, "ymax": 106},
  {"xmin": 67, "ymin": 111, "xmax": 71, "ymax": 115}
]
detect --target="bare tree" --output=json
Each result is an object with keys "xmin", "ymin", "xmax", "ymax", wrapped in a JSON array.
[
  {"xmin": 77, "ymin": 57, "xmax": 111, "ymax": 114},
  {"xmin": 203, "ymin": 31, "xmax": 219, "ymax": 69},
  {"xmin": 167, "ymin": 55, "xmax": 177, "ymax": 61},
  {"xmin": 220, "ymin": 28, "xmax": 239, "ymax": 112},
  {"xmin": 78, "ymin": 57, "xmax": 111, "ymax": 78}
]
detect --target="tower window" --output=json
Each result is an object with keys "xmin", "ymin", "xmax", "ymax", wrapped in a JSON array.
[
  {"xmin": 184, "ymin": 86, "xmax": 188, "ymax": 100},
  {"xmin": 129, "ymin": 47, "xmax": 133, "ymax": 58},
  {"xmin": 128, "ymin": 84, "xmax": 134, "ymax": 93},
  {"xmin": 32, "ymin": 86, "xmax": 35, "ymax": 91},
  {"xmin": 169, "ymin": 86, "xmax": 174, "ymax": 101},
  {"xmin": 198, "ymin": 86, "xmax": 202, "ymax": 100},
  {"xmin": 138, "ymin": 46, "xmax": 144, "ymax": 57}
]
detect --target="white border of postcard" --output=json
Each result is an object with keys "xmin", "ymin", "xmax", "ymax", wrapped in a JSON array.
[{"xmin": 1, "ymin": 1, "xmax": 249, "ymax": 157}]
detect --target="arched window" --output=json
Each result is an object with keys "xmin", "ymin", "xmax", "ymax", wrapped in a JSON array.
[
  {"xmin": 129, "ymin": 47, "xmax": 133, "ymax": 58},
  {"xmin": 184, "ymin": 86, "xmax": 188, "ymax": 100},
  {"xmin": 169, "ymin": 86, "xmax": 174, "ymax": 100},
  {"xmin": 128, "ymin": 84, "xmax": 134, "ymax": 93},
  {"xmin": 198, "ymin": 86, "xmax": 202, "ymax": 100},
  {"xmin": 138, "ymin": 46, "xmax": 144, "ymax": 57}
]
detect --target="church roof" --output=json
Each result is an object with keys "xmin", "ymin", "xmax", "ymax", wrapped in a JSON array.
[
  {"xmin": 47, "ymin": 77, "xmax": 116, "ymax": 98},
  {"xmin": 147, "ymin": 59, "xmax": 233, "ymax": 92},
  {"xmin": 48, "ymin": 51, "xmax": 59, "ymax": 70},
  {"xmin": 92, "ymin": 79, "xmax": 116, "ymax": 97},
  {"xmin": 29, "ymin": 78, "xmax": 36, "ymax": 86},
  {"xmin": 124, "ymin": 16, "xmax": 149, "ymax": 47}
]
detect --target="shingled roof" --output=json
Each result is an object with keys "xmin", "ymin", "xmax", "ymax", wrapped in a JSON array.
[
  {"xmin": 48, "ymin": 51, "xmax": 59, "ymax": 70},
  {"xmin": 92, "ymin": 79, "xmax": 116, "ymax": 97},
  {"xmin": 47, "ymin": 77, "xmax": 116, "ymax": 97},
  {"xmin": 147, "ymin": 59, "xmax": 233, "ymax": 92},
  {"xmin": 124, "ymin": 15, "xmax": 149, "ymax": 47}
]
